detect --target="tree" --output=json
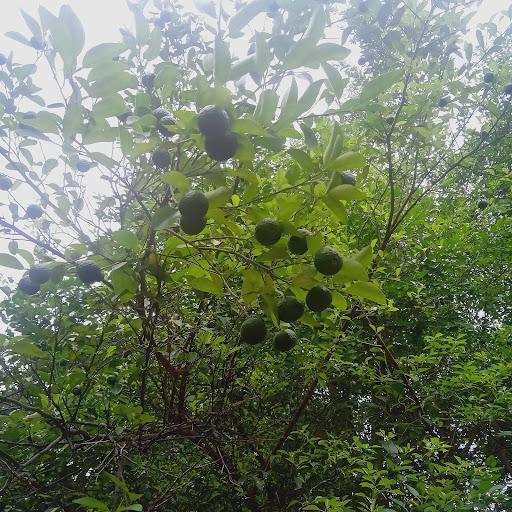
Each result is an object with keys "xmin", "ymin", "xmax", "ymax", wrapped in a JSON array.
[{"xmin": 0, "ymin": 0, "xmax": 511, "ymax": 510}]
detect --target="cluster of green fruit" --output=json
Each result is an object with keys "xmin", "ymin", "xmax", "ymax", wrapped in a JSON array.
[
  {"xmin": 240, "ymin": 219, "xmax": 344, "ymax": 352},
  {"xmin": 17, "ymin": 261, "xmax": 103, "ymax": 295},
  {"xmin": 197, "ymin": 105, "xmax": 238, "ymax": 162}
]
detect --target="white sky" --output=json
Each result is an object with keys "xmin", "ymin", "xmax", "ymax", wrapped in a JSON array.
[{"xmin": 0, "ymin": 0, "xmax": 506, "ymax": 284}]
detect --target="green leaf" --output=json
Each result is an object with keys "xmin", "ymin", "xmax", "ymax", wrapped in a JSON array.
[
  {"xmin": 353, "ymin": 245, "xmax": 373, "ymax": 267},
  {"xmin": 21, "ymin": 9, "xmax": 42, "ymax": 41},
  {"xmin": 323, "ymin": 122, "xmax": 343, "ymax": 165},
  {"xmin": 304, "ymin": 6, "xmax": 326, "ymax": 44},
  {"xmin": 59, "ymin": 5, "xmax": 85, "ymax": 60},
  {"xmin": 73, "ymin": 497, "xmax": 109, "ymax": 511},
  {"xmin": 144, "ymin": 28, "xmax": 162, "ymax": 61},
  {"xmin": 111, "ymin": 267, "xmax": 139, "ymax": 296},
  {"xmin": 254, "ymin": 90, "xmax": 279, "ymax": 126},
  {"xmin": 255, "ymin": 33, "xmax": 271, "ymax": 74},
  {"xmin": 193, "ymin": 0, "xmax": 216, "ymax": 17},
  {"xmin": 322, "ymin": 195, "xmax": 348, "ymax": 223},
  {"xmin": 326, "ymin": 151, "xmax": 365, "ymax": 171},
  {"xmin": 151, "ymin": 207, "xmax": 179, "ymax": 230},
  {"xmin": 228, "ymin": 0, "xmax": 275, "ymax": 35},
  {"xmin": 92, "ymin": 94, "xmax": 127, "ymax": 118},
  {"xmin": 112, "ymin": 230, "xmax": 139, "ymax": 250},
  {"xmin": 346, "ymin": 281, "xmax": 386, "ymax": 305},
  {"xmin": 188, "ymin": 276, "xmax": 223, "ymax": 296},
  {"xmin": 89, "ymin": 72, "xmax": 137, "ymax": 98},
  {"xmin": 288, "ymin": 149, "xmax": 314, "ymax": 171},
  {"xmin": 241, "ymin": 268, "xmax": 264, "ymax": 305},
  {"xmin": 360, "ymin": 70, "xmax": 403, "ymax": 101},
  {"xmin": 334, "ymin": 258, "xmax": 369, "ymax": 283},
  {"xmin": 161, "ymin": 172, "xmax": 191, "ymax": 192},
  {"xmin": 328, "ymin": 184, "xmax": 367, "ymax": 201},
  {"xmin": 9, "ymin": 338, "xmax": 48, "ymax": 359},
  {"xmin": 322, "ymin": 62, "xmax": 348, "ymax": 98},
  {"xmin": 0, "ymin": 253, "xmax": 24, "ymax": 270},
  {"xmin": 83, "ymin": 43, "xmax": 125, "ymax": 67},
  {"xmin": 232, "ymin": 118, "xmax": 268, "ymax": 137},
  {"xmin": 229, "ymin": 55, "xmax": 257, "ymax": 81},
  {"xmin": 277, "ymin": 78, "xmax": 298, "ymax": 124},
  {"xmin": 214, "ymin": 36, "xmax": 231, "ymax": 85},
  {"xmin": 300, "ymin": 123, "xmax": 318, "ymax": 149},
  {"xmin": 117, "ymin": 506, "xmax": 143, "ymax": 512}
]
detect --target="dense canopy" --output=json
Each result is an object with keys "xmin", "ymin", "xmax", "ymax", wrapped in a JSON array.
[{"xmin": 0, "ymin": 0, "xmax": 511, "ymax": 510}]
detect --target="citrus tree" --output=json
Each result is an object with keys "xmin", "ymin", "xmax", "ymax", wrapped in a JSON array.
[{"xmin": 1, "ymin": 0, "xmax": 512, "ymax": 510}]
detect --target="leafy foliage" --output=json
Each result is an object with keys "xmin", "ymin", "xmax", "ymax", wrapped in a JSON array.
[{"xmin": 0, "ymin": 0, "xmax": 512, "ymax": 511}]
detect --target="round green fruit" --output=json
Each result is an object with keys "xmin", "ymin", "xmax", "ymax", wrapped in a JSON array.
[
  {"xmin": 0, "ymin": 176, "xmax": 12, "ymax": 190},
  {"xmin": 306, "ymin": 286, "xmax": 332, "ymax": 312},
  {"xmin": 314, "ymin": 246, "xmax": 343, "ymax": 276},
  {"xmin": 77, "ymin": 261, "xmax": 104, "ymax": 284},
  {"xmin": 386, "ymin": 116, "xmax": 395, "ymax": 125},
  {"xmin": 26, "ymin": 204, "xmax": 43, "ymax": 219},
  {"xmin": 477, "ymin": 199, "xmax": 488, "ymax": 210},
  {"xmin": 438, "ymin": 97, "xmax": 449, "ymax": 108},
  {"xmin": 158, "ymin": 115, "xmax": 177, "ymax": 137},
  {"xmin": 340, "ymin": 171, "xmax": 356, "ymax": 186},
  {"xmin": 277, "ymin": 296, "xmax": 304, "ymax": 323},
  {"xmin": 273, "ymin": 329, "xmax": 298, "ymax": 352},
  {"xmin": 197, "ymin": 105, "xmax": 230, "ymax": 137},
  {"xmin": 17, "ymin": 276, "xmax": 39, "ymax": 295},
  {"xmin": 106, "ymin": 375, "xmax": 118, "ymax": 385},
  {"xmin": 179, "ymin": 190, "xmax": 209, "ymax": 218},
  {"xmin": 72, "ymin": 385, "xmax": 82, "ymax": 396},
  {"xmin": 152, "ymin": 150, "xmax": 171, "ymax": 169},
  {"xmin": 484, "ymin": 72, "xmax": 496, "ymax": 84},
  {"xmin": 204, "ymin": 132, "xmax": 238, "ymax": 161},
  {"xmin": 59, "ymin": 358, "xmax": 69, "ymax": 367},
  {"xmin": 28, "ymin": 265, "xmax": 51, "ymax": 285},
  {"xmin": 153, "ymin": 107, "xmax": 171, "ymax": 120},
  {"xmin": 239, "ymin": 316, "xmax": 267, "ymax": 344},
  {"xmin": 180, "ymin": 214, "xmax": 207, "ymax": 235},
  {"xmin": 288, "ymin": 229, "xmax": 310, "ymax": 255},
  {"xmin": 141, "ymin": 72, "xmax": 155, "ymax": 89},
  {"xmin": 255, "ymin": 218, "xmax": 282, "ymax": 246}
]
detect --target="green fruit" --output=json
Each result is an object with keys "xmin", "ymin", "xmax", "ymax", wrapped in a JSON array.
[
  {"xmin": 484, "ymin": 72, "xmax": 496, "ymax": 84},
  {"xmin": 77, "ymin": 261, "xmax": 104, "ymax": 284},
  {"xmin": 153, "ymin": 107, "xmax": 171, "ymax": 120},
  {"xmin": 273, "ymin": 329, "xmax": 298, "ymax": 352},
  {"xmin": 480, "ymin": 130, "xmax": 489, "ymax": 139},
  {"xmin": 106, "ymin": 375, "xmax": 117, "ymax": 385},
  {"xmin": 314, "ymin": 246, "xmax": 343, "ymax": 276},
  {"xmin": 77, "ymin": 160, "xmax": 92, "ymax": 172},
  {"xmin": 18, "ymin": 276, "xmax": 39, "ymax": 295},
  {"xmin": 158, "ymin": 115, "xmax": 177, "ymax": 137},
  {"xmin": 59, "ymin": 358, "xmax": 69, "ymax": 367},
  {"xmin": 477, "ymin": 199, "xmax": 488, "ymax": 210},
  {"xmin": 197, "ymin": 105, "xmax": 230, "ymax": 137},
  {"xmin": 204, "ymin": 132, "xmax": 238, "ymax": 161},
  {"xmin": 179, "ymin": 190, "xmax": 209, "ymax": 218},
  {"xmin": 117, "ymin": 111, "xmax": 131, "ymax": 123},
  {"xmin": 28, "ymin": 265, "xmax": 51, "ymax": 285},
  {"xmin": 277, "ymin": 296, "xmax": 304, "ymax": 323},
  {"xmin": 438, "ymin": 97, "xmax": 449, "ymax": 108},
  {"xmin": 0, "ymin": 176, "xmax": 12, "ymax": 190},
  {"xmin": 306, "ymin": 286, "xmax": 332, "ymax": 312},
  {"xmin": 26, "ymin": 204, "xmax": 43, "ymax": 219},
  {"xmin": 141, "ymin": 72, "xmax": 155, "ymax": 89},
  {"xmin": 72, "ymin": 385, "xmax": 82, "ymax": 396},
  {"xmin": 288, "ymin": 229, "xmax": 310, "ymax": 255},
  {"xmin": 504, "ymin": 84, "xmax": 512, "ymax": 95},
  {"xmin": 340, "ymin": 172, "xmax": 356, "ymax": 186},
  {"xmin": 180, "ymin": 214, "xmax": 207, "ymax": 235},
  {"xmin": 239, "ymin": 316, "xmax": 267, "ymax": 344},
  {"xmin": 255, "ymin": 218, "xmax": 282, "ymax": 246},
  {"xmin": 152, "ymin": 150, "xmax": 171, "ymax": 169},
  {"xmin": 386, "ymin": 116, "xmax": 395, "ymax": 125}
]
